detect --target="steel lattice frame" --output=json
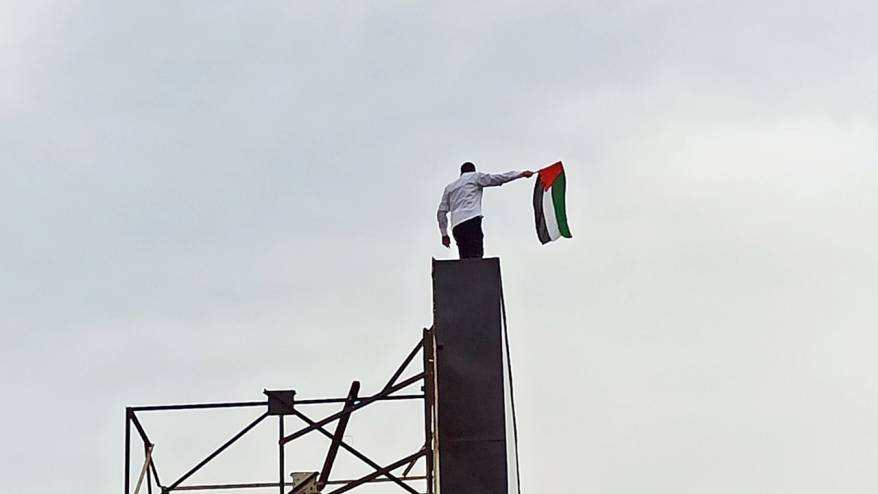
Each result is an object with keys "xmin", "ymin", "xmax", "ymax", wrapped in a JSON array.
[{"xmin": 124, "ymin": 329, "xmax": 436, "ymax": 494}]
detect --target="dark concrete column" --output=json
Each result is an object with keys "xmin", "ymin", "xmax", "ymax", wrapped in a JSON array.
[{"xmin": 432, "ymin": 258, "xmax": 508, "ymax": 494}]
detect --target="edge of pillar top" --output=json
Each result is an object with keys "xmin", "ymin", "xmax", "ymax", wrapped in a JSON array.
[{"xmin": 431, "ymin": 256, "xmax": 502, "ymax": 268}]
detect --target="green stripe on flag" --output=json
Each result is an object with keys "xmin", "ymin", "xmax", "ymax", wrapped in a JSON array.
[{"xmin": 551, "ymin": 172, "xmax": 572, "ymax": 238}]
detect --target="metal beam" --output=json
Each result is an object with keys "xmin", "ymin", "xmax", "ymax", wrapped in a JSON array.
[
  {"xmin": 422, "ymin": 328, "xmax": 436, "ymax": 494},
  {"xmin": 147, "ymin": 454, "xmax": 153, "ymax": 494},
  {"xmin": 278, "ymin": 417, "xmax": 284, "ymax": 494},
  {"xmin": 325, "ymin": 450, "xmax": 426, "ymax": 494},
  {"xmin": 125, "ymin": 409, "xmax": 132, "ymax": 494},
  {"xmin": 174, "ymin": 483, "xmax": 293, "ymax": 491},
  {"xmin": 168, "ymin": 412, "xmax": 269, "ymax": 491},
  {"xmin": 383, "ymin": 340, "xmax": 423, "ymax": 391},
  {"xmin": 149, "ymin": 454, "xmax": 163, "ymax": 489},
  {"xmin": 131, "ymin": 395, "xmax": 423, "ymax": 413},
  {"xmin": 318, "ymin": 382, "xmax": 360, "ymax": 490},
  {"xmin": 297, "ymin": 394, "xmax": 423, "ymax": 405},
  {"xmin": 130, "ymin": 401, "xmax": 267, "ymax": 412},
  {"xmin": 131, "ymin": 411, "xmax": 165, "ymax": 491},
  {"xmin": 291, "ymin": 410, "xmax": 418, "ymax": 494},
  {"xmin": 134, "ymin": 445, "xmax": 154, "ymax": 494},
  {"xmin": 130, "ymin": 412, "xmax": 152, "ymax": 446},
  {"xmin": 282, "ymin": 373, "xmax": 424, "ymax": 444},
  {"xmin": 172, "ymin": 476, "xmax": 427, "ymax": 491},
  {"xmin": 401, "ymin": 449, "xmax": 421, "ymax": 477}
]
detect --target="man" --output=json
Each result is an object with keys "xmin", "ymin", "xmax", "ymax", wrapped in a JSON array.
[{"xmin": 437, "ymin": 162, "xmax": 534, "ymax": 259}]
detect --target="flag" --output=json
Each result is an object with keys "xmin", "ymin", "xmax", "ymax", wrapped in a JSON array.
[{"xmin": 533, "ymin": 161, "xmax": 572, "ymax": 244}]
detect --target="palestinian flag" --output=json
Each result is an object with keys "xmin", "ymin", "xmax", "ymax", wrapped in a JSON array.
[{"xmin": 533, "ymin": 161, "xmax": 572, "ymax": 244}]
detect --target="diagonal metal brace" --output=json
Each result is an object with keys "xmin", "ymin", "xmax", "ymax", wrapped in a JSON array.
[
  {"xmin": 169, "ymin": 412, "xmax": 269, "ymax": 491},
  {"xmin": 133, "ymin": 445, "xmax": 154, "ymax": 494},
  {"xmin": 317, "ymin": 381, "xmax": 360, "ymax": 490},
  {"xmin": 292, "ymin": 409, "xmax": 419, "ymax": 494},
  {"xmin": 325, "ymin": 450, "xmax": 426, "ymax": 494},
  {"xmin": 382, "ymin": 339, "xmax": 423, "ymax": 391},
  {"xmin": 281, "ymin": 373, "xmax": 424, "ymax": 445},
  {"xmin": 130, "ymin": 411, "xmax": 164, "ymax": 489}
]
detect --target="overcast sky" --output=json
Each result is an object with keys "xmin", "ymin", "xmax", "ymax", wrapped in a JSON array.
[{"xmin": 2, "ymin": 1, "xmax": 877, "ymax": 493}]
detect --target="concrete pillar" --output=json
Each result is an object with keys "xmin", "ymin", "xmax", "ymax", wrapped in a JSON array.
[{"xmin": 432, "ymin": 258, "xmax": 509, "ymax": 494}]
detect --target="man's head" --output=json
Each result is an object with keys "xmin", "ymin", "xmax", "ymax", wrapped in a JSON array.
[{"xmin": 460, "ymin": 162, "xmax": 476, "ymax": 175}]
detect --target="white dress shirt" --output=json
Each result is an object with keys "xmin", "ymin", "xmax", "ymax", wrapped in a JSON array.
[{"xmin": 437, "ymin": 170, "xmax": 523, "ymax": 236}]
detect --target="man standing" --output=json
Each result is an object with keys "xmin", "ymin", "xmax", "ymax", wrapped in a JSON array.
[{"xmin": 437, "ymin": 162, "xmax": 534, "ymax": 259}]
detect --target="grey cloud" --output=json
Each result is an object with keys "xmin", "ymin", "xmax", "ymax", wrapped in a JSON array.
[{"xmin": 2, "ymin": 1, "xmax": 877, "ymax": 493}]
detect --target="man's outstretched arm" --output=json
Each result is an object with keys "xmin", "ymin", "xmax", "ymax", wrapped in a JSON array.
[
  {"xmin": 478, "ymin": 170, "xmax": 534, "ymax": 187},
  {"xmin": 437, "ymin": 190, "xmax": 451, "ymax": 248}
]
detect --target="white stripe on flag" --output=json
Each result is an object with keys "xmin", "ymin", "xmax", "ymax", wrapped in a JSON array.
[{"xmin": 542, "ymin": 186, "xmax": 561, "ymax": 241}]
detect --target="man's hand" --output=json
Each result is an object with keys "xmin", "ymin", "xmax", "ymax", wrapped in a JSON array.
[
  {"xmin": 521, "ymin": 170, "xmax": 535, "ymax": 178},
  {"xmin": 442, "ymin": 235, "xmax": 451, "ymax": 248}
]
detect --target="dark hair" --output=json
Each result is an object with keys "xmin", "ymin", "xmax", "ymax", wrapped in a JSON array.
[{"xmin": 460, "ymin": 162, "xmax": 476, "ymax": 174}]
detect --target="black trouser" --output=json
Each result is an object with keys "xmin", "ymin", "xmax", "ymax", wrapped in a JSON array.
[{"xmin": 452, "ymin": 216, "xmax": 484, "ymax": 259}]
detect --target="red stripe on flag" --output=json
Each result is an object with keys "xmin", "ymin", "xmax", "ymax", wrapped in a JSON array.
[{"xmin": 539, "ymin": 162, "xmax": 564, "ymax": 191}]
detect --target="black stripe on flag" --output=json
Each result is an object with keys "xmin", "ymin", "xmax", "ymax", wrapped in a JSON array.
[{"xmin": 533, "ymin": 178, "xmax": 551, "ymax": 244}]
